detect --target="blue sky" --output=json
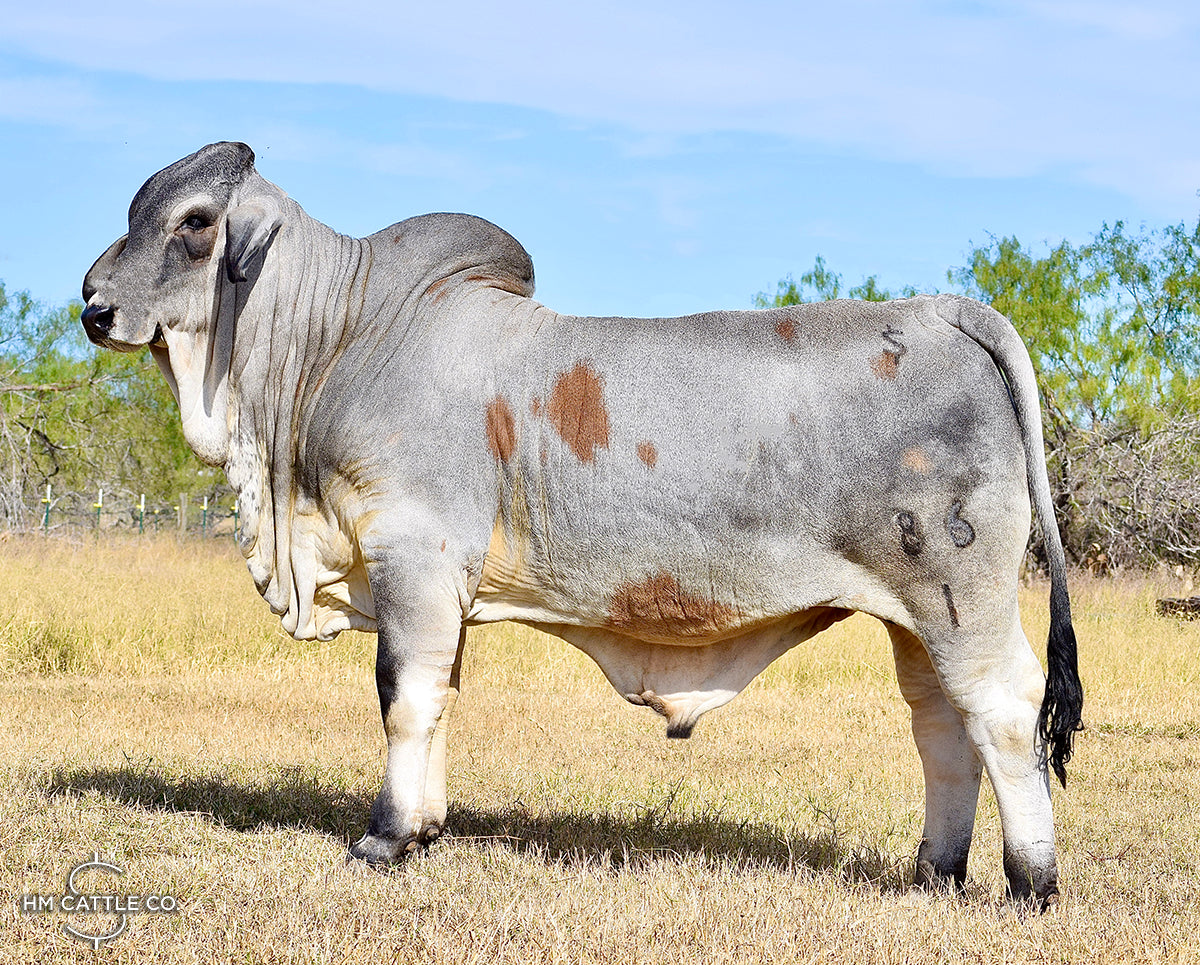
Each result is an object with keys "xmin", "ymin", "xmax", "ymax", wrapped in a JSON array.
[{"xmin": 1, "ymin": 0, "xmax": 1198, "ymax": 318}]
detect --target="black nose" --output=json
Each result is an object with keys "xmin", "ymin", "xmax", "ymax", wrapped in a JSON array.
[{"xmin": 81, "ymin": 303, "xmax": 116, "ymax": 339}]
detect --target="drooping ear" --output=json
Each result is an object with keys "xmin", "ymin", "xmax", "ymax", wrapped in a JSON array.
[{"xmin": 224, "ymin": 198, "xmax": 283, "ymax": 284}]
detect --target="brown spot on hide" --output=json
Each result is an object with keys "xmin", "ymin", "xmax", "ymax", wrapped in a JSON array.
[
  {"xmin": 775, "ymin": 318, "xmax": 796, "ymax": 342},
  {"xmin": 871, "ymin": 351, "xmax": 899, "ymax": 380},
  {"xmin": 441, "ymin": 540, "xmax": 447, "ymax": 553},
  {"xmin": 392, "ymin": 235, "xmax": 403, "ymax": 244},
  {"xmin": 466, "ymin": 274, "xmax": 491, "ymax": 283},
  {"xmin": 609, "ymin": 570, "xmax": 735, "ymax": 639},
  {"xmin": 547, "ymin": 362, "xmax": 610, "ymax": 463},
  {"xmin": 902, "ymin": 447, "xmax": 930, "ymax": 473},
  {"xmin": 637, "ymin": 441, "xmax": 658, "ymax": 467},
  {"xmin": 872, "ymin": 325, "xmax": 909, "ymax": 380},
  {"xmin": 530, "ymin": 396, "xmax": 542, "ymax": 416},
  {"xmin": 485, "ymin": 397, "xmax": 516, "ymax": 463},
  {"xmin": 426, "ymin": 277, "xmax": 450, "ymax": 303}
]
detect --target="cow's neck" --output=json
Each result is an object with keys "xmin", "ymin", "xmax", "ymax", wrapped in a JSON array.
[{"xmin": 224, "ymin": 208, "xmax": 369, "ymax": 619}]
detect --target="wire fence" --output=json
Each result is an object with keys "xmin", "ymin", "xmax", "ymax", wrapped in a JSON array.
[{"xmin": 11, "ymin": 485, "xmax": 241, "ymax": 540}]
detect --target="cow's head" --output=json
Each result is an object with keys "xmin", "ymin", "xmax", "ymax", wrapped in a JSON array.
[{"xmin": 82, "ymin": 141, "xmax": 284, "ymax": 464}]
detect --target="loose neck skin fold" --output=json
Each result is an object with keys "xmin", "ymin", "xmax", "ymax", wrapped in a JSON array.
[{"xmin": 221, "ymin": 199, "xmax": 372, "ymax": 626}]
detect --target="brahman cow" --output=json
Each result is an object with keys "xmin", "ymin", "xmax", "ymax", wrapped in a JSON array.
[{"xmin": 82, "ymin": 142, "xmax": 1082, "ymax": 906}]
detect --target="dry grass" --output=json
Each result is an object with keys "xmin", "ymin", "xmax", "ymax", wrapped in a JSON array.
[{"xmin": 1, "ymin": 536, "xmax": 1198, "ymax": 963}]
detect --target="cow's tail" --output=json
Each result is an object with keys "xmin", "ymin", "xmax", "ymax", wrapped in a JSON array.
[{"xmin": 939, "ymin": 295, "xmax": 1084, "ymax": 787}]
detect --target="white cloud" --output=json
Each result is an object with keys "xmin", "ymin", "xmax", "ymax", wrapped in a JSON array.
[{"xmin": 3, "ymin": 0, "xmax": 1199, "ymax": 208}]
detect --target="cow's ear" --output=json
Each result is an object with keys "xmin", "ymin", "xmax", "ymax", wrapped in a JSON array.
[{"xmin": 224, "ymin": 198, "xmax": 282, "ymax": 284}]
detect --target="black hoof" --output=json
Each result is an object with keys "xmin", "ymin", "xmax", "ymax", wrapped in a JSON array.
[
  {"xmin": 912, "ymin": 858, "xmax": 967, "ymax": 893},
  {"xmin": 1003, "ymin": 847, "xmax": 1059, "ymax": 912},
  {"xmin": 347, "ymin": 833, "xmax": 424, "ymax": 868}
]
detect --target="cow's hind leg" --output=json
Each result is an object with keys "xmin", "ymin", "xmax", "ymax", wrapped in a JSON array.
[
  {"xmin": 887, "ymin": 622, "xmax": 982, "ymax": 890},
  {"xmin": 348, "ymin": 555, "xmax": 465, "ymax": 867},
  {"xmin": 916, "ymin": 606, "xmax": 1058, "ymax": 907}
]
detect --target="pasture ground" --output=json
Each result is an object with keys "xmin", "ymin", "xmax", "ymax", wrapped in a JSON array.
[{"xmin": 1, "ymin": 537, "xmax": 1198, "ymax": 964}]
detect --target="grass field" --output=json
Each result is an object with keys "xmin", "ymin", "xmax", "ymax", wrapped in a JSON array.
[{"xmin": 2, "ymin": 536, "xmax": 1198, "ymax": 963}]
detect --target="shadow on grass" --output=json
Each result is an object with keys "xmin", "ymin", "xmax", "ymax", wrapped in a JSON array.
[{"xmin": 45, "ymin": 764, "xmax": 912, "ymax": 892}]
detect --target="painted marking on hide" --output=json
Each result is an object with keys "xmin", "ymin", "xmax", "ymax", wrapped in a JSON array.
[
  {"xmin": 547, "ymin": 362, "xmax": 610, "ymax": 464},
  {"xmin": 902, "ymin": 446, "xmax": 930, "ymax": 474},
  {"xmin": 942, "ymin": 583, "xmax": 961, "ymax": 628},
  {"xmin": 946, "ymin": 500, "xmax": 976, "ymax": 548},
  {"xmin": 637, "ymin": 441, "xmax": 658, "ymax": 468},
  {"xmin": 775, "ymin": 318, "xmax": 796, "ymax": 342},
  {"xmin": 897, "ymin": 511, "xmax": 924, "ymax": 556},
  {"xmin": 485, "ymin": 396, "xmax": 517, "ymax": 463},
  {"xmin": 609, "ymin": 570, "xmax": 735, "ymax": 638},
  {"xmin": 871, "ymin": 325, "xmax": 908, "ymax": 380}
]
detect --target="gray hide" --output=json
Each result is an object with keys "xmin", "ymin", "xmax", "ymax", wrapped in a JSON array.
[{"xmin": 83, "ymin": 142, "xmax": 1082, "ymax": 907}]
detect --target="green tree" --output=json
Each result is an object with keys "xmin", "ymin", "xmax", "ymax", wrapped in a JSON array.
[
  {"xmin": 952, "ymin": 219, "xmax": 1200, "ymax": 568},
  {"xmin": 753, "ymin": 256, "xmax": 915, "ymax": 308},
  {"xmin": 1, "ymin": 280, "xmax": 213, "ymax": 529},
  {"xmin": 950, "ymin": 223, "xmax": 1200, "ymax": 431}
]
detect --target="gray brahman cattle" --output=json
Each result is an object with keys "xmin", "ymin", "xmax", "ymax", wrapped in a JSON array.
[{"xmin": 82, "ymin": 142, "xmax": 1082, "ymax": 906}]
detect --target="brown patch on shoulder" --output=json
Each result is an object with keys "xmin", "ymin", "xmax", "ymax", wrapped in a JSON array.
[
  {"xmin": 609, "ymin": 570, "xmax": 736, "ymax": 639},
  {"xmin": 775, "ymin": 318, "xmax": 796, "ymax": 342},
  {"xmin": 871, "ymin": 352, "xmax": 898, "ymax": 380},
  {"xmin": 530, "ymin": 396, "xmax": 542, "ymax": 417},
  {"xmin": 547, "ymin": 362, "xmax": 610, "ymax": 463},
  {"xmin": 902, "ymin": 446, "xmax": 930, "ymax": 473},
  {"xmin": 636, "ymin": 441, "xmax": 658, "ymax": 468},
  {"xmin": 485, "ymin": 396, "xmax": 517, "ymax": 463}
]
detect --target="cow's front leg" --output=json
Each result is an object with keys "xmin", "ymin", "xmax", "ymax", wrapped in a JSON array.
[
  {"xmin": 419, "ymin": 627, "xmax": 465, "ymax": 844},
  {"xmin": 348, "ymin": 556, "xmax": 465, "ymax": 867}
]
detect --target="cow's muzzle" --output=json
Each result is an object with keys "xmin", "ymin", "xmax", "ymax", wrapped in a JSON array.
[{"xmin": 81, "ymin": 303, "xmax": 116, "ymax": 342}]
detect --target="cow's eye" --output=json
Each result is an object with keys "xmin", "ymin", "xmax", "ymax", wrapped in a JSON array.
[{"xmin": 180, "ymin": 212, "xmax": 218, "ymax": 260}]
